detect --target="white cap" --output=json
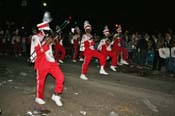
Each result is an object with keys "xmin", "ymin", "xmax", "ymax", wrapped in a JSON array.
[
  {"xmin": 37, "ymin": 22, "xmax": 51, "ymax": 30},
  {"xmin": 84, "ymin": 20, "xmax": 92, "ymax": 30}
]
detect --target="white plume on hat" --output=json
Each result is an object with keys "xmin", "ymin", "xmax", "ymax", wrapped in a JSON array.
[
  {"xmin": 84, "ymin": 20, "xmax": 91, "ymax": 30},
  {"xmin": 42, "ymin": 11, "xmax": 52, "ymax": 23}
]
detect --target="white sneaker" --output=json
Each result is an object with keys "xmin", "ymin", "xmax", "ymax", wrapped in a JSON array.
[
  {"xmin": 51, "ymin": 94, "xmax": 63, "ymax": 107},
  {"xmin": 80, "ymin": 74, "xmax": 88, "ymax": 80},
  {"xmin": 35, "ymin": 98, "xmax": 46, "ymax": 105},
  {"xmin": 79, "ymin": 58, "xmax": 84, "ymax": 61},
  {"xmin": 110, "ymin": 66, "xmax": 116, "ymax": 72},
  {"xmin": 72, "ymin": 60, "xmax": 77, "ymax": 62},
  {"xmin": 59, "ymin": 60, "xmax": 64, "ymax": 63},
  {"xmin": 121, "ymin": 60, "xmax": 129, "ymax": 65},
  {"xmin": 99, "ymin": 69, "xmax": 109, "ymax": 75}
]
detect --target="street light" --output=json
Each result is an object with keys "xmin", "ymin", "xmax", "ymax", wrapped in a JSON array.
[{"xmin": 43, "ymin": 2, "xmax": 47, "ymax": 7}]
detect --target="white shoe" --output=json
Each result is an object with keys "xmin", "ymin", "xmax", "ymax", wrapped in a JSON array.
[
  {"xmin": 72, "ymin": 60, "xmax": 77, "ymax": 62},
  {"xmin": 51, "ymin": 94, "xmax": 63, "ymax": 107},
  {"xmin": 80, "ymin": 74, "xmax": 88, "ymax": 80},
  {"xmin": 79, "ymin": 58, "xmax": 84, "ymax": 61},
  {"xmin": 99, "ymin": 69, "xmax": 108, "ymax": 75},
  {"xmin": 110, "ymin": 66, "xmax": 116, "ymax": 72},
  {"xmin": 121, "ymin": 60, "xmax": 129, "ymax": 65},
  {"xmin": 35, "ymin": 98, "xmax": 46, "ymax": 105},
  {"xmin": 59, "ymin": 60, "xmax": 64, "ymax": 63}
]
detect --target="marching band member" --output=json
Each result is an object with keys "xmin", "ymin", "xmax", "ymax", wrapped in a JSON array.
[
  {"xmin": 97, "ymin": 25, "xmax": 117, "ymax": 71},
  {"xmin": 80, "ymin": 20, "xmax": 108, "ymax": 80},
  {"xmin": 112, "ymin": 24, "xmax": 129, "ymax": 65},
  {"xmin": 30, "ymin": 22, "xmax": 64, "ymax": 107},
  {"xmin": 79, "ymin": 31, "xmax": 85, "ymax": 61},
  {"xmin": 54, "ymin": 26, "xmax": 66, "ymax": 64},
  {"xmin": 71, "ymin": 26, "xmax": 81, "ymax": 62}
]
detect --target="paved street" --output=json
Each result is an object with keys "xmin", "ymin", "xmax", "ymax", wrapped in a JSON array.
[{"xmin": 0, "ymin": 56, "xmax": 175, "ymax": 116}]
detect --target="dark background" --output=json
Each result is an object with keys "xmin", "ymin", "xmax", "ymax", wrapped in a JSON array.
[{"xmin": 0, "ymin": 0, "xmax": 174, "ymax": 34}]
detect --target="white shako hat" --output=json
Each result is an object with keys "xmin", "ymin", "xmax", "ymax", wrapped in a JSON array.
[
  {"xmin": 84, "ymin": 20, "xmax": 92, "ymax": 30},
  {"xmin": 37, "ymin": 22, "xmax": 51, "ymax": 30}
]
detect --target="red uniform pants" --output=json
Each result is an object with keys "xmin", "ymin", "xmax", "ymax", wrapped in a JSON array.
[
  {"xmin": 82, "ymin": 50, "xmax": 106, "ymax": 74},
  {"xmin": 115, "ymin": 47, "xmax": 128, "ymax": 60},
  {"xmin": 54, "ymin": 46, "xmax": 66, "ymax": 61},
  {"xmin": 102, "ymin": 51, "xmax": 117, "ymax": 66},
  {"xmin": 72, "ymin": 46, "xmax": 79, "ymax": 61},
  {"xmin": 36, "ymin": 62, "xmax": 64, "ymax": 99}
]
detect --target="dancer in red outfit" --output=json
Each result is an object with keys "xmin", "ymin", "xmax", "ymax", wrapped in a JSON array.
[
  {"xmin": 112, "ymin": 24, "xmax": 129, "ymax": 65},
  {"xmin": 80, "ymin": 20, "xmax": 108, "ymax": 80},
  {"xmin": 71, "ymin": 26, "xmax": 81, "ymax": 62},
  {"xmin": 97, "ymin": 25, "xmax": 117, "ymax": 71},
  {"xmin": 30, "ymin": 22, "xmax": 64, "ymax": 107}
]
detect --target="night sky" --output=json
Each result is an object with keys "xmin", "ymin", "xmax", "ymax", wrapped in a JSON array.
[{"xmin": 0, "ymin": 0, "xmax": 174, "ymax": 34}]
